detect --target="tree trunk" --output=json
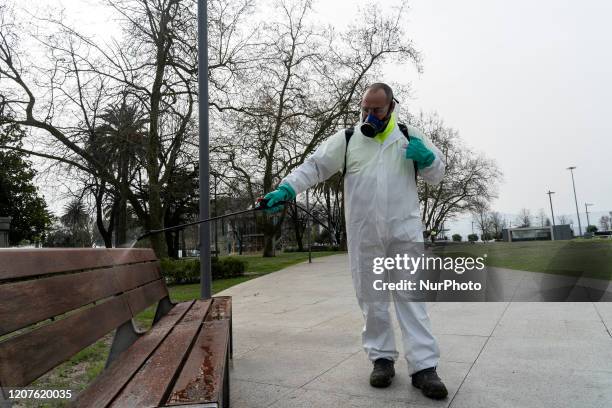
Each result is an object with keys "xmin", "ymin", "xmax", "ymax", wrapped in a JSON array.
[
  {"xmin": 115, "ymin": 152, "xmax": 129, "ymax": 247},
  {"xmin": 260, "ymin": 215, "xmax": 281, "ymax": 257},
  {"xmin": 165, "ymin": 230, "xmax": 179, "ymax": 259},
  {"xmin": 95, "ymin": 181, "xmax": 114, "ymax": 248},
  {"xmin": 263, "ymin": 233, "xmax": 274, "ymax": 257},
  {"xmin": 290, "ymin": 204, "xmax": 304, "ymax": 251}
]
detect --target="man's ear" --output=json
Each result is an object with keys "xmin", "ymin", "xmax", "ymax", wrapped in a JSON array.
[{"xmin": 385, "ymin": 100, "xmax": 395, "ymax": 120}]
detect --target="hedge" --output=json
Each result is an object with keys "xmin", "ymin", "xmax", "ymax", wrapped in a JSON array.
[{"xmin": 160, "ymin": 257, "xmax": 247, "ymax": 284}]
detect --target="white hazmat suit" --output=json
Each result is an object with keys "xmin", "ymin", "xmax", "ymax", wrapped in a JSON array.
[{"xmin": 281, "ymin": 107, "xmax": 445, "ymax": 374}]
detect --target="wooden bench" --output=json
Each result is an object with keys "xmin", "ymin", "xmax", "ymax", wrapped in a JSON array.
[{"xmin": 0, "ymin": 248, "xmax": 232, "ymax": 407}]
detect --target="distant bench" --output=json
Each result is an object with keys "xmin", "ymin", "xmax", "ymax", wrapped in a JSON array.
[{"xmin": 0, "ymin": 248, "xmax": 232, "ymax": 407}]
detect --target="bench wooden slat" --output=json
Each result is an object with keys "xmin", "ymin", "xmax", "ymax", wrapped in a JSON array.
[
  {"xmin": 0, "ymin": 296, "xmax": 132, "ymax": 387},
  {"xmin": 125, "ymin": 279, "xmax": 169, "ymax": 316},
  {"xmin": 0, "ymin": 248, "xmax": 232, "ymax": 408},
  {"xmin": 72, "ymin": 301, "xmax": 195, "ymax": 408},
  {"xmin": 109, "ymin": 299, "xmax": 212, "ymax": 407},
  {"xmin": 164, "ymin": 319, "xmax": 230, "ymax": 406},
  {"xmin": 0, "ymin": 249, "xmax": 157, "ymax": 281},
  {"xmin": 205, "ymin": 296, "xmax": 232, "ymax": 321},
  {"xmin": 0, "ymin": 262, "xmax": 162, "ymax": 337},
  {"xmin": 112, "ymin": 261, "xmax": 162, "ymax": 292}
]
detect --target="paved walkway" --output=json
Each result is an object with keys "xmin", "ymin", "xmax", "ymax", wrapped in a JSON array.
[{"xmin": 218, "ymin": 254, "xmax": 612, "ymax": 408}]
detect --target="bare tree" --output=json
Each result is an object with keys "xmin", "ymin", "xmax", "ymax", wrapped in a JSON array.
[
  {"xmin": 471, "ymin": 200, "xmax": 491, "ymax": 240},
  {"xmin": 489, "ymin": 211, "xmax": 505, "ymax": 239},
  {"xmin": 408, "ymin": 112, "xmax": 503, "ymax": 236},
  {"xmin": 216, "ymin": 0, "xmax": 422, "ymax": 256},
  {"xmin": 599, "ymin": 215, "xmax": 610, "ymax": 231},
  {"xmin": 0, "ymin": 0, "xmax": 253, "ymax": 256},
  {"xmin": 536, "ymin": 208, "xmax": 546, "ymax": 227},
  {"xmin": 516, "ymin": 208, "xmax": 531, "ymax": 227}
]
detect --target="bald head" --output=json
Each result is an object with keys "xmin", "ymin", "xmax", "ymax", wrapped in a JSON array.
[{"xmin": 361, "ymin": 83, "xmax": 394, "ymax": 121}]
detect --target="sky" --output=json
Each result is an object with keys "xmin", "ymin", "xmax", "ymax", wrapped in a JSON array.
[
  {"xmin": 18, "ymin": 0, "xmax": 612, "ymax": 235},
  {"xmin": 313, "ymin": 0, "xmax": 612, "ymax": 235}
]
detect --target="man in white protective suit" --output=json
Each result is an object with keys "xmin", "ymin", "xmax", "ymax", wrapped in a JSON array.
[{"xmin": 262, "ymin": 83, "xmax": 448, "ymax": 400}]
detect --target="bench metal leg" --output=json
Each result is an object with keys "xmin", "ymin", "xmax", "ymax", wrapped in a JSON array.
[
  {"xmin": 0, "ymin": 381, "xmax": 12, "ymax": 408},
  {"xmin": 106, "ymin": 297, "xmax": 173, "ymax": 369},
  {"xmin": 223, "ymin": 341, "xmax": 230, "ymax": 408},
  {"xmin": 153, "ymin": 296, "xmax": 174, "ymax": 325},
  {"xmin": 105, "ymin": 319, "xmax": 145, "ymax": 368},
  {"xmin": 229, "ymin": 315, "xmax": 233, "ymax": 360}
]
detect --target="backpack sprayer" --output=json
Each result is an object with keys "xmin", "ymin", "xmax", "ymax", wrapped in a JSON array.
[{"xmin": 134, "ymin": 197, "xmax": 333, "ymax": 244}]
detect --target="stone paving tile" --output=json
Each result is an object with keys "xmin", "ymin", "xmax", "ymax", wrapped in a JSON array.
[
  {"xmin": 501, "ymin": 302, "xmax": 602, "ymax": 321},
  {"xmin": 230, "ymin": 379, "xmax": 295, "ymax": 408},
  {"xmin": 427, "ymin": 302, "xmax": 508, "ymax": 336},
  {"xmin": 302, "ymin": 352, "xmax": 470, "ymax": 407},
  {"xmin": 270, "ymin": 387, "xmax": 439, "ymax": 408},
  {"xmin": 435, "ymin": 334, "xmax": 489, "ymax": 364},
  {"xmin": 492, "ymin": 316, "xmax": 610, "ymax": 340},
  {"xmin": 232, "ymin": 344, "xmax": 354, "ymax": 388},
  {"xmin": 449, "ymin": 366, "xmax": 612, "ymax": 408},
  {"xmin": 222, "ymin": 254, "xmax": 612, "ymax": 408},
  {"xmin": 472, "ymin": 335, "xmax": 612, "ymax": 372}
]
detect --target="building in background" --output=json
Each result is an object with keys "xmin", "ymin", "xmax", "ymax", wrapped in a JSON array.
[
  {"xmin": 502, "ymin": 224, "xmax": 573, "ymax": 242},
  {"xmin": 0, "ymin": 217, "xmax": 11, "ymax": 247}
]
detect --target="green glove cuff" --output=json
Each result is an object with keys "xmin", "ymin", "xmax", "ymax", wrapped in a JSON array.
[{"xmin": 278, "ymin": 183, "xmax": 296, "ymax": 200}]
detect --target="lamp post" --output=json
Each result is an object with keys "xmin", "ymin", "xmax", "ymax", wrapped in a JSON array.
[
  {"xmin": 546, "ymin": 190, "xmax": 556, "ymax": 240},
  {"xmin": 212, "ymin": 172, "xmax": 219, "ymax": 257},
  {"xmin": 198, "ymin": 0, "xmax": 211, "ymax": 299},
  {"xmin": 566, "ymin": 166, "xmax": 582, "ymax": 237},
  {"xmin": 585, "ymin": 203, "xmax": 594, "ymax": 230},
  {"xmin": 306, "ymin": 190, "xmax": 311, "ymax": 264}
]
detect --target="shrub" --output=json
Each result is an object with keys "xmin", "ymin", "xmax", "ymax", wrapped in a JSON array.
[
  {"xmin": 467, "ymin": 234, "xmax": 478, "ymax": 243},
  {"xmin": 212, "ymin": 256, "xmax": 246, "ymax": 279},
  {"xmin": 452, "ymin": 234, "xmax": 462, "ymax": 242},
  {"xmin": 284, "ymin": 245, "xmax": 339, "ymax": 252},
  {"xmin": 481, "ymin": 232, "xmax": 494, "ymax": 241},
  {"xmin": 160, "ymin": 257, "xmax": 247, "ymax": 284}
]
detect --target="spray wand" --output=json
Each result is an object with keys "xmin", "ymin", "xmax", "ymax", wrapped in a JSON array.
[{"xmin": 134, "ymin": 198, "xmax": 333, "ymax": 243}]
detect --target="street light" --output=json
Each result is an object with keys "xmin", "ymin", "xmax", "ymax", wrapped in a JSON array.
[
  {"xmin": 585, "ymin": 203, "xmax": 594, "ymax": 229},
  {"xmin": 566, "ymin": 166, "xmax": 582, "ymax": 237},
  {"xmin": 198, "ymin": 0, "xmax": 211, "ymax": 299},
  {"xmin": 546, "ymin": 190, "xmax": 556, "ymax": 240}
]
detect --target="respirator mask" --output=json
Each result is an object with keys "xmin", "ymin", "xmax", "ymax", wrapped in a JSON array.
[{"xmin": 360, "ymin": 99, "xmax": 395, "ymax": 138}]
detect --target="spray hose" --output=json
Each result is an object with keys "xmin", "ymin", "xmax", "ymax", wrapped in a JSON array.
[{"xmin": 135, "ymin": 198, "xmax": 333, "ymax": 243}]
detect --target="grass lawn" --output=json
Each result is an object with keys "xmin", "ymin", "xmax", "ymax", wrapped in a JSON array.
[
  {"xmin": 166, "ymin": 251, "xmax": 345, "ymax": 302},
  {"xmin": 433, "ymin": 239, "xmax": 612, "ymax": 280},
  {"xmin": 25, "ymin": 250, "xmax": 344, "ymax": 407}
]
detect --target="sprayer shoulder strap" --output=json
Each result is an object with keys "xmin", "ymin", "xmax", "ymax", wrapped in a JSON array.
[{"xmin": 342, "ymin": 124, "xmax": 418, "ymax": 182}]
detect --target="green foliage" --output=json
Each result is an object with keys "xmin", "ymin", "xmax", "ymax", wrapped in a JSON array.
[
  {"xmin": 284, "ymin": 245, "xmax": 340, "ymax": 252},
  {"xmin": 45, "ymin": 199, "xmax": 94, "ymax": 247},
  {"xmin": 0, "ymin": 124, "xmax": 52, "ymax": 245},
  {"xmin": 481, "ymin": 232, "xmax": 494, "ymax": 241},
  {"xmin": 213, "ymin": 256, "xmax": 247, "ymax": 278},
  {"xmin": 452, "ymin": 234, "xmax": 462, "ymax": 242},
  {"xmin": 468, "ymin": 233, "xmax": 478, "ymax": 242},
  {"xmin": 160, "ymin": 256, "xmax": 247, "ymax": 283},
  {"xmin": 586, "ymin": 225, "xmax": 598, "ymax": 233}
]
